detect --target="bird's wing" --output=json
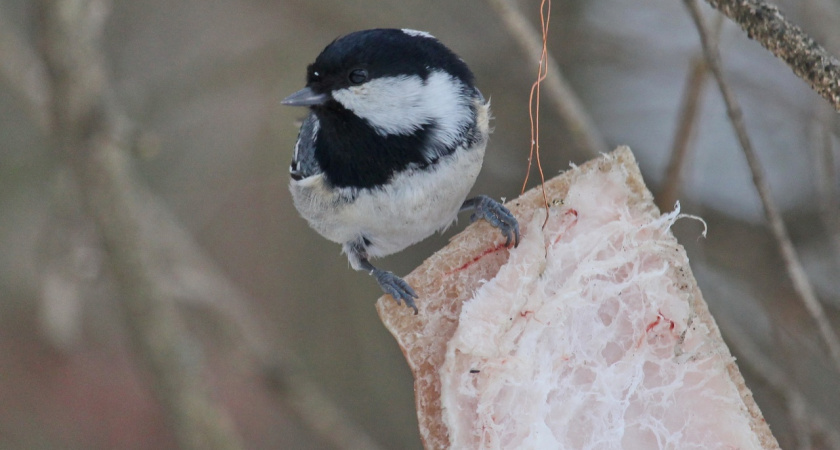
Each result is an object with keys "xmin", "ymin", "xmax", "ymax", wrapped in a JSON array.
[{"xmin": 290, "ymin": 113, "xmax": 321, "ymax": 180}]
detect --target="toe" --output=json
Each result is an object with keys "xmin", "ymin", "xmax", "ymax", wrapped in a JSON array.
[
  {"xmin": 472, "ymin": 196, "xmax": 520, "ymax": 248},
  {"xmin": 373, "ymin": 269, "xmax": 419, "ymax": 313}
]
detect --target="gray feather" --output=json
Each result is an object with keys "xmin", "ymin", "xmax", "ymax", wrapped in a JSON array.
[{"xmin": 290, "ymin": 113, "xmax": 321, "ymax": 180}]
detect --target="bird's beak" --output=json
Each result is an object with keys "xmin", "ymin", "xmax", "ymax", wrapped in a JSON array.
[{"xmin": 281, "ymin": 87, "xmax": 329, "ymax": 106}]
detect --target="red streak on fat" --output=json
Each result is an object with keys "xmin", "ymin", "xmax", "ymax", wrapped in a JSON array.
[
  {"xmin": 445, "ymin": 242, "xmax": 508, "ymax": 276},
  {"xmin": 645, "ymin": 315, "xmax": 662, "ymax": 333},
  {"xmin": 638, "ymin": 311, "xmax": 678, "ymax": 348},
  {"xmin": 645, "ymin": 310, "xmax": 677, "ymax": 334}
]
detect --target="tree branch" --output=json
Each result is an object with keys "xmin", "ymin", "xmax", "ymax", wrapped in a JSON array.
[
  {"xmin": 715, "ymin": 314, "xmax": 840, "ymax": 449},
  {"xmin": 684, "ymin": 0, "xmax": 840, "ymax": 374},
  {"xmin": 0, "ymin": 12, "xmax": 51, "ymax": 130},
  {"xmin": 703, "ymin": 0, "xmax": 840, "ymax": 111},
  {"xmin": 658, "ymin": 56, "xmax": 709, "ymax": 211},
  {"xmin": 37, "ymin": 1, "xmax": 243, "ymax": 448}
]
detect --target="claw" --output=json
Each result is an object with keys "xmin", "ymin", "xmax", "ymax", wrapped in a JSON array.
[
  {"xmin": 462, "ymin": 195, "xmax": 521, "ymax": 248},
  {"xmin": 348, "ymin": 241, "xmax": 420, "ymax": 314},
  {"xmin": 372, "ymin": 268, "xmax": 419, "ymax": 314}
]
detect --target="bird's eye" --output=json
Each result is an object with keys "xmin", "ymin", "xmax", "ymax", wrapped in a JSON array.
[{"xmin": 348, "ymin": 69, "xmax": 368, "ymax": 85}]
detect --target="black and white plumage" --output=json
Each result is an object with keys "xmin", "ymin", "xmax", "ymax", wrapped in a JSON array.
[{"xmin": 283, "ymin": 28, "xmax": 519, "ymax": 313}]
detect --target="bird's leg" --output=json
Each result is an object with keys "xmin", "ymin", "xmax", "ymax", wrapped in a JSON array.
[
  {"xmin": 461, "ymin": 195, "xmax": 521, "ymax": 247},
  {"xmin": 345, "ymin": 240, "xmax": 419, "ymax": 314}
]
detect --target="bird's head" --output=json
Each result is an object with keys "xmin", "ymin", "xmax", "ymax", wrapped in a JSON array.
[{"xmin": 283, "ymin": 28, "xmax": 478, "ymax": 140}]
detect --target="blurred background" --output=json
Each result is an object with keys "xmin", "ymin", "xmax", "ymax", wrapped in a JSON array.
[{"xmin": 1, "ymin": 0, "xmax": 839, "ymax": 448}]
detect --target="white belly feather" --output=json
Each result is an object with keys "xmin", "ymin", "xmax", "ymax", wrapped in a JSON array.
[{"xmin": 290, "ymin": 139, "xmax": 486, "ymax": 258}]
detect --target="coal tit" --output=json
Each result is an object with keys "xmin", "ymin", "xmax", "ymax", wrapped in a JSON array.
[{"xmin": 283, "ymin": 28, "xmax": 519, "ymax": 313}]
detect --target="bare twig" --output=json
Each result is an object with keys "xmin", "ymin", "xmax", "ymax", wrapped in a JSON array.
[
  {"xmin": 658, "ymin": 56, "xmax": 709, "ymax": 211},
  {"xmin": 804, "ymin": 0, "xmax": 840, "ymax": 267},
  {"xmin": 702, "ymin": 0, "xmax": 840, "ymax": 112},
  {"xmin": 684, "ymin": 0, "xmax": 840, "ymax": 373},
  {"xmin": 814, "ymin": 106, "xmax": 840, "ymax": 262},
  {"xmin": 0, "ymin": 13, "xmax": 51, "ymax": 130},
  {"xmin": 716, "ymin": 315, "xmax": 840, "ymax": 449},
  {"xmin": 485, "ymin": 0, "xmax": 608, "ymax": 157},
  {"xmin": 37, "ymin": 1, "xmax": 243, "ymax": 448}
]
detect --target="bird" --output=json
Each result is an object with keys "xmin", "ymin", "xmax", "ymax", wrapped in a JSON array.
[{"xmin": 282, "ymin": 28, "xmax": 519, "ymax": 314}]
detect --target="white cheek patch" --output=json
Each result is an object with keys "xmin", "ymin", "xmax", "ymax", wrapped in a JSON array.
[
  {"xmin": 333, "ymin": 75, "xmax": 427, "ymax": 136},
  {"xmin": 331, "ymin": 71, "xmax": 473, "ymax": 155}
]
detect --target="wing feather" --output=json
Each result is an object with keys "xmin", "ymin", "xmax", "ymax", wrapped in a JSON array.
[{"xmin": 290, "ymin": 113, "xmax": 321, "ymax": 180}]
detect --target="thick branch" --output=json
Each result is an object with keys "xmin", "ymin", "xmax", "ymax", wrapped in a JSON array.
[{"xmin": 704, "ymin": 0, "xmax": 840, "ymax": 111}]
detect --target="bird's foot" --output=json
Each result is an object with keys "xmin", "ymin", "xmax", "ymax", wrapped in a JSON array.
[
  {"xmin": 372, "ymin": 268, "xmax": 419, "ymax": 314},
  {"xmin": 464, "ymin": 195, "xmax": 521, "ymax": 247}
]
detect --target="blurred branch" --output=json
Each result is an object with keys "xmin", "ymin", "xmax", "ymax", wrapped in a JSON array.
[
  {"xmin": 702, "ymin": 0, "xmax": 840, "ymax": 112},
  {"xmin": 37, "ymin": 1, "xmax": 243, "ymax": 448},
  {"xmin": 658, "ymin": 56, "xmax": 709, "ymax": 211},
  {"xmin": 684, "ymin": 0, "xmax": 840, "ymax": 373},
  {"xmin": 120, "ymin": 188, "xmax": 386, "ymax": 450},
  {"xmin": 0, "ymin": 11, "xmax": 51, "ymax": 130},
  {"xmin": 815, "ymin": 107, "xmax": 840, "ymax": 264},
  {"xmin": 69, "ymin": 141, "xmax": 245, "ymax": 450},
  {"xmin": 263, "ymin": 360, "xmax": 386, "ymax": 450},
  {"xmin": 803, "ymin": 0, "xmax": 840, "ymax": 267},
  {"xmin": 137, "ymin": 195, "xmax": 386, "ymax": 450},
  {"xmin": 34, "ymin": 2, "xmax": 385, "ymax": 448},
  {"xmin": 716, "ymin": 315, "xmax": 840, "ymax": 449},
  {"xmin": 484, "ymin": 0, "xmax": 608, "ymax": 157}
]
